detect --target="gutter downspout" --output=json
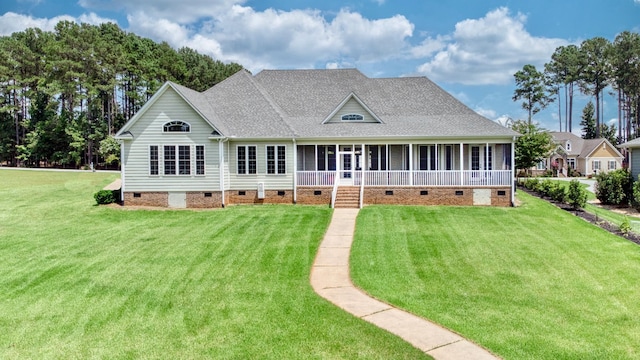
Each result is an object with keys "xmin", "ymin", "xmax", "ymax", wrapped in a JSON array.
[
  {"xmin": 119, "ymin": 140, "xmax": 125, "ymax": 203},
  {"xmin": 292, "ymin": 138, "xmax": 297, "ymax": 204},
  {"xmin": 219, "ymin": 138, "xmax": 228, "ymax": 208}
]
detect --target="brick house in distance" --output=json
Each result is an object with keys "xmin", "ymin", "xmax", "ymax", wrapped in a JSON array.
[{"xmin": 115, "ymin": 69, "xmax": 518, "ymax": 208}]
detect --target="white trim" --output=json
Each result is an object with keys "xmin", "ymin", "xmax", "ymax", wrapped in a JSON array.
[
  {"xmin": 162, "ymin": 120, "xmax": 191, "ymax": 133},
  {"xmin": 293, "ymin": 139, "xmax": 297, "ymax": 203},
  {"xmin": 321, "ymin": 92, "xmax": 384, "ymax": 124},
  {"xmin": 236, "ymin": 144, "xmax": 257, "ymax": 175},
  {"xmin": 149, "ymin": 145, "xmax": 159, "ymax": 176},
  {"xmin": 265, "ymin": 144, "xmax": 287, "ymax": 175}
]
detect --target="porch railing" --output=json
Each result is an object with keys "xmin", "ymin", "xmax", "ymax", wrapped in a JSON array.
[{"xmin": 298, "ymin": 170, "xmax": 512, "ymax": 187}]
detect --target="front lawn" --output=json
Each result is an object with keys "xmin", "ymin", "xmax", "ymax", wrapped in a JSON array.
[
  {"xmin": 0, "ymin": 169, "xmax": 427, "ymax": 359},
  {"xmin": 351, "ymin": 193, "xmax": 640, "ymax": 359}
]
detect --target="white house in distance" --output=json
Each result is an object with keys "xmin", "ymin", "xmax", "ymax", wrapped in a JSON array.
[
  {"xmin": 537, "ymin": 132, "xmax": 624, "ymax": 177},
  {"xmin": 115, "ymin": 69, "xmax": 519, "ymax": 208}
]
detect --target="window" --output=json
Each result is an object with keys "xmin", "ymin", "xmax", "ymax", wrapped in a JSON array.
[
  {"xmin": 608, "ymin": 160, "xmax": 617, "ymax": 170},
  {"xmin": 149, "ymin": 145, "xmax": 159, "ymax": 175},
  {"xmin": 419, "ymin": 145, "xmax": 437, "ymax": 170},
  {"xmin": 164, "ymin": 145, "xmax": 176, "ymax": 175},
  {"xmin": 178, "ymin": 145, "xmax": 190, "ymax": 175},
  {"xmin": 471, "ymin": 146, "xmax": 480, "ymax": 171},
  {"xmin": 566, "ymin": 141, "xmax": 571, "ymax": 151},
  {"xmin": 196, "ymin": 145, "xmax": 205, "ymax": 175},
  {"xmin": 369, "ymin": 145, "xmax": 387, "ymax": 170},
  {"xmin": 237, "ymin": 145, "xmax": 257, "ymax": 174},
  {"xmin": 151, "ymin": 144, "xmax": 202, "ymax": 176},
  {"xmin": 267, "ymin": 145, "xmax": 286, "ymax": 174},
  {"xmin": 163, "ymin": 120, "xmax": 190, "ymax": 132},
  {"xmin": 341, "ymin": 114, "xmax": 363, "ymax": 121},
  {"xmin": 567, "ymin": 158, "xmax": 576, "ymax": 169},
  {"xmin": 537, "ymin": 160, "xmax": 546, "ymax": 170},
  {"xmin": 593, "ymin": 160, "xmax": 601, "ymax": 171}
]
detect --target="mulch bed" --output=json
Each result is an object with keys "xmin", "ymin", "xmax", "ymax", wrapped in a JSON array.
[{"xmin": 518, "ymin": 187, "xmax": 640, "ymax": 245}]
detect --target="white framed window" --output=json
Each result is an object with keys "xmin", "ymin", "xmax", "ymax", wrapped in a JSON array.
[
  {"xmin": 470, "ymin": 145, "xmax": 492, "ymax": 170},
  {"xmin": 266, "ymin": 145, "xmax": 286, "ymax": 174},
  {"xmin": 567, "ymin": 158, "xmax": 576, "ymax": 169},
  {"xmin": 418, "ymin": 145, "xmax": 437, "ymax": 171},
  {"xmin": 536, "ymin": 160, "xmax": 546, "ymax": 170},
  {"xmin": 593, "ymin": 160, "xmax": 601, "ymax": 171},
  {"xmin": 163, "ymin": 120, "xmax": 190, "ymax": 133},
  {"xmin": 341, "ymin": 114, "xmax": 364, "ymax": 121},
  {"xmin": 237, "ymin": 145, "xmax": 257, "ymax": 174},
  {"xmin": 608, "ymin": 160, "xmax": 617, "ymax": 170},
  {"xmin": 149, "ymin": 145, "xmax": 159, "ymax": 175},
  {"xmin": 149, "ymin": 144, "xmax": 202, "ymax": 176},
  {"xmin": 196, "ymin": 145, "xmax": 205, "ymax": 175}
]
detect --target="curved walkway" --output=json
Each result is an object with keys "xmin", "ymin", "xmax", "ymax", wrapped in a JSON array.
[{"xmin": 310, "ymin": 208, "xmax": 499, "ymax": 360}]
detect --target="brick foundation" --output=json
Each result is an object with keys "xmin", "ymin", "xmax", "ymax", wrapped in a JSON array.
[
  {"xmin": 186, "ymin": 191, "xmax": 223, "ymax": 208},
  {"xmin": 225, "ymin": 190, "xmax": 294, "ymax": 205},
  {"xmin": 296, "ymin": 187, "xmax": 333, "ymax": 205},
  {"xmin": 364, "ymin": 187, "xmax": 511, "ymax": 206},
  {"xmin": 124, "ymin": 187, "xmax": 512, "ymax": 208},
  {"xmin": 124, "ymin": 192, "xmax": 168, "ymax": 207}
]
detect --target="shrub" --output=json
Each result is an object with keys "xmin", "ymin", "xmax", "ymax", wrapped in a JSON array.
[
  {"xmin": 94, "ymin": 189, "xmax": 116, "ymax": 205},
  {"xmin": 537, "ymin": 179, "xmax": 554, "ymax": 197},
  {"xmin": 632, "ymin": 176, "xmax": 640, "ymax": 211},
  {"xmin": 567, "ymin": 180, "xmax": 588, "ymax": 210},
  {"xmin": 620, "ymin": 216, "xmax": 632, "ymax": 236},
  {"xmin": 550, "ymin": 183, "xmax": 566, "ymax": 203},
  {"xmin": 524, "ymin": 178, "xmax": 539, "ymax": 190},
  {"xmin": 595, "ymin": 169, "xmax": 633, "ymax": 205}
]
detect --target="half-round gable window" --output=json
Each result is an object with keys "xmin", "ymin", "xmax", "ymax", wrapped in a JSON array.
[
  {"xmin": 163, "ymin": 120, "xmax": 190, "ymax": 133},
  {"xmin": 341, "ymin": 114, "xmax": 364, "ymax": 121}
]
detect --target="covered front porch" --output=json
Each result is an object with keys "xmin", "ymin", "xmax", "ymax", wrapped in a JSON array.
[{"xmin": 295, "ymin": 143, "xmax": 514, "ymax": 187}]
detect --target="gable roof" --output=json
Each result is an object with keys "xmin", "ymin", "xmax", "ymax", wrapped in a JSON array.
[
  {"xmin": 619, "ymin": 138, "xmax": 640, "ymax": 148},
  {"xmin": 549, "ymin": 132, "xmax": 623, "ymax": 158},
  {"xmin": 118, "ymin": 69, "xmax": 519, "ymax": 140}
]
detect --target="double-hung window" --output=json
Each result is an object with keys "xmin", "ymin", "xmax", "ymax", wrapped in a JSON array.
[
  {"xmin": 267, "ymin": 145, "xmax": 286, "ymax": 174},
  {"xmin": 608, "ymin": 160, "xmax": 616, "ymax": 170},
  {"xmin": 593, "ymin": 160, "xmax": 601, "ymax": 171},
  {"xmin": 164, "ymin": 146, "xmax": 176, "ymax": 175},
  {"xmin": 196, "ymin": 145, "xmax": 205, "ymax": 175},
  {"xmin": 149, "ymin": 146, "xmax": 159, "ymax": 175},
  {"xmin": 178, "ymin": 145, "xmax": 190, "ymax": 175},
  {"xmin": 237, "ymin": 145, "xmax": 257, "ymax": 174}
]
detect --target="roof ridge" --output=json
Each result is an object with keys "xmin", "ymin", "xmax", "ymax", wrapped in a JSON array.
[{"xmin": 247, "ymin": 72, "xmax": 298, "ymax": 137}]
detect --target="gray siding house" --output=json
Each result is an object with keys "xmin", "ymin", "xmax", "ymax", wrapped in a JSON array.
[{"xmin": 115, "ymin": 69, "xmax": 519, "ymax": 208}]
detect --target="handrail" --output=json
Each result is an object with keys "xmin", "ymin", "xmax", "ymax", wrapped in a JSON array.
[{"xmin": 330, "ymin": 171, "xmax": 339, "ymax": 208}]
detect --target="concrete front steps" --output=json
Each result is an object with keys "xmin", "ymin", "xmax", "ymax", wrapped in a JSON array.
[{"xmin": 334, "ymin": 186, "xmax": 360, "ymax": 208}]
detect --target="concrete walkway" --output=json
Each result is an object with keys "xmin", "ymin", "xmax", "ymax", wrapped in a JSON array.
[{"xmin": 310, "ymin": 208, "xmax": 499, "ymax": 360}]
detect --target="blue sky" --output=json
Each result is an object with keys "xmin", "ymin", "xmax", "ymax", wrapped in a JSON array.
[{"xmin": 2, "ymin": 0, "xmax": 640, "ymax": 133}]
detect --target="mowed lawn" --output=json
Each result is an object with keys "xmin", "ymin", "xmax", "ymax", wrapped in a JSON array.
[
  {"xmin": 0, "ymin": 169, "xmax": 428, "ymax": 359},
  {"xmin": 350, "ymin": 193, "xmax": 640, "ymax": 360}
]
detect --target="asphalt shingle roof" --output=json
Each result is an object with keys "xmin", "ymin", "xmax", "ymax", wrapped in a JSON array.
[{"xmin": 173, "ymin": 68, "xmax": 519, "ymax": 139}]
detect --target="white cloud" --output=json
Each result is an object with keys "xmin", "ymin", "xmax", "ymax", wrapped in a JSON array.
[
  {"xmin": 474, "ymin": 107, "xmax": 497, "ymax": 119},
  {"xmin": 126, "ymin": 6, "xmax": 414, "ymax": 72},
  {"xmin": 416, "ymin": 7, "xmax": 567, "ymax": 85},
  {"xmin": 0, "ymin": 12, "xmax": 73, "ymax": 35},
  {"xmin": 0, "ymin": 11, "xmax": 117, "ymax": 36}
]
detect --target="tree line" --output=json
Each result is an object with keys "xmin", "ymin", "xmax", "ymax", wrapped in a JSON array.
[
  {"xmin": 0, "ymin": 21, "xmax": 243, "ymax": 168},
  {"xmin": 513, "ymin": 31, "xmax": 640, "ymax": 144}
]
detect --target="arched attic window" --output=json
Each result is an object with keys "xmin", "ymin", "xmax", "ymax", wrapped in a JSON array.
[
  {"xmin": 163, "ymin": 120, "xmax": 190, "ymax": 133},
  {"xmin": 341, "ymin": 114, "xmax": 364, "ymax": 121}
]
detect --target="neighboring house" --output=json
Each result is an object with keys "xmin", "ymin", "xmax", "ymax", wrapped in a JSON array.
[
  {"xmin": 540, "ymin": 132, "xmax": 623, "ymax": 177},
  {"xmin": 619, "ymin": 138, "xmax": 640, "ymax": 180},
  {"xmin": 115, "ymin": 69, "xmax": 519, "ymax": 208}
]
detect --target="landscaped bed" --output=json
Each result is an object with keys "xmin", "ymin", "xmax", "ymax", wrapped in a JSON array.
[
  {"xmin": 350, "ymin": 194, "xmax": 640, "ymax": 359},
  {"xmin": 0, "ymin": 169, "xmax": 427, "ymax": 359}
]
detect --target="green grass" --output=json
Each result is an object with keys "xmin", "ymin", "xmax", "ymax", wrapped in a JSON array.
[
  {"xmin": 0, "ymin": 169, "xmax": 428, "ymax": 359},
  {"xmin": 351, "ymin": 194, "xmax": 640, "ymax": 360}
]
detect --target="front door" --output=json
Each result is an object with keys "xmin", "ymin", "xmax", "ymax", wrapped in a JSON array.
[{"xmin": 339, "ymin": 145, "xmax": 353, "ymax": 184}]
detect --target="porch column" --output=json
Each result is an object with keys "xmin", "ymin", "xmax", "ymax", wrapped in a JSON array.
[
  {"xmin": 511, "ymin": 139, "xmax": 516, "ymax": 206},
  {"xmin": 459, "ymin": 142, "xmax": 464, "ymax": 185},
  {"xmin": 219, "ymin": 139, "xmax": 225, "ymax": 207},
  {"xmin": 336, "ymin": 143, "xmax": 340, "ymax": 178},
  {"xmin": 408, "ymin": 143, "xmax": 413, "ymax": 185}
]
